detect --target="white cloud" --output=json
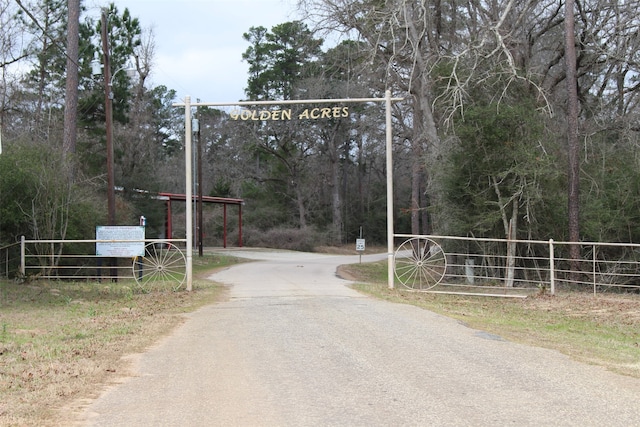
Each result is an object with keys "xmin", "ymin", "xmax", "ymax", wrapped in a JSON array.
[
  {"xmin": 154, "ymin": 46, "xmax": 250, "ymax": 101},
  {"xmin": 89, "ymin": 0, "xmax": 298, "ymax": 102}
]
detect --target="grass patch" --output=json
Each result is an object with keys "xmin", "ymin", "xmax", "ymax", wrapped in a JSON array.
[
  {"xmin": 341, "ymin": 261, "xmax": 640, "ymax": 378},
  {"xmin": 0, "ymin": 254, "xmax": 243, "ymax": 426}
]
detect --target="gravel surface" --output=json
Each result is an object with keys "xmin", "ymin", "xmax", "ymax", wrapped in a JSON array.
[{"xmin": 79, "ymin": 249, "xmax": 640, "ymax": 426}]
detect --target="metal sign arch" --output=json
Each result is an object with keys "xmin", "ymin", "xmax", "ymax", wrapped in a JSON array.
[{"xmin": 174, "ymin": 91, "xmax": 403, "ymax": 291}]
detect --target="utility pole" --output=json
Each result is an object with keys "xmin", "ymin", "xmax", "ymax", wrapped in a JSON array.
[
  {"xmin": 565, "ymin": 0, "xmax": 581, "ymax": 281},
  {"xmin": 197, "ymin": 106, "xmax": 203, "ymax": 257},
  {"xmin": 101, "ymin": 9, "xmax": 116, "ymax": 227},
  {"xmin": 101, "ymin": 9, "xmax": 117, "ymax": 281}
]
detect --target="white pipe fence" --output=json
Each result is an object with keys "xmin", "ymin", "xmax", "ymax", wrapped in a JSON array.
[
  {"xmin": 2, "ymin": 235, "xmax": 640, "ymax": 296},
  {"xmin": 1, "ymin": 237, "xmax": 187, "ymax": 282},
  {"xmin": 395, "ymin": 234, "xmax": 640, "ymax": 295}
]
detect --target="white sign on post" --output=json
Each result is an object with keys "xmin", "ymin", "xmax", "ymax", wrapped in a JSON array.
[
  {"xmin": 356, "ymin": 238, "xmax": 366, "ymax": 252},
  {"xmin": 96, "ymin": 226, "xmax": 145, "ymax": 257}
]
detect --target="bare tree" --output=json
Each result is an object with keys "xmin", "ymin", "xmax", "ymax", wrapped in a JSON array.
[{"xmin": 298, "ymin": 0, "xmax": 557, "ymax": 236}]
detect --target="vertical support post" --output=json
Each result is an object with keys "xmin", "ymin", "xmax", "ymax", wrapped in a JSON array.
[
  {"xmin": 238, "ymin": 203, "xmax": 243, "ymax": 247},
  {"xmin": 101, "ymin": 11, "xmax": 115, "ymax": 227},
  {"xmin": 592, "ymin": 244, "xmax": 597, "ymax": 295},
  {"xmin": 197, "ymin": 119, "xmax": 203, "ymax": 257},
  {"xmin": 184, "ymin": 97, "xmax": 193, "ymax": 291},
  {"xmin": 549, "ymin": 239, "xmax": 555, "ymax": 295},
  {"xmin": 166, "ymin": 199, "xmax": 172, "ymax": 242},
  {"xmin": 101, "ymin": 10, "xmax": 117, "ymax": 282},
  {"xmin": 223, "ymin": 204, "xmax": 228, "ymax": 248},
  {"xmin": 20, "ymin": 235, "xmax": 25, "ymax": 277},
  {"xmin": 386, "ymin": 90, "xmax": 395, "ymax": 289}
]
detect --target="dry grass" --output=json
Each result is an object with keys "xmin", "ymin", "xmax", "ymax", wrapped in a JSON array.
[
  {"xmin": 0, "ymin": 255, "xmax": 240, "ymax": 427},
  {"xmin": 341, "ymin": 262, "xmax": 640, "ymax": 378}
]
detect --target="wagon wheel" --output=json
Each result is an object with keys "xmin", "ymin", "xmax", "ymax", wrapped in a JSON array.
[
  {"xmin": 133, "ymin": 242, "xmax": 186, "ymax": 291},
  {"xmin": 394, "ymin": 237, "xmax": 446, "ymax": 290}
]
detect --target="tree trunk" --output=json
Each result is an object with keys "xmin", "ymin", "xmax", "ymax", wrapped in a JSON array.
[
  {"xmin": 295, "ymin": 183, "xmax": 307, "ymax": 229},
  {"xmin": 63, "ymin": 0, "xmax": 80, "ymax": 158},
  {"xmin": 328, "ymin": 122, "xmax": 344, "ymax": 243},
  {"xmin": 493, "ymin": 177, "xmax": 519, "ymax": 287},
  {"xmin": 505, "ymin": 205, "xmax": 518, "ymax": 288}
]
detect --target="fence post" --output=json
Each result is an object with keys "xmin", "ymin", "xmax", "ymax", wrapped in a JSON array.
[
  {"xmin": 549, "ymin": 239, "xmax": 555, "ymax": 295},
  {"xmin": 592, "ymin": 244, "xmax": 597, "ymax": 296},
  {"xmin": 20, "ymin": 236, "xmax": 25, "ymax": 277}
]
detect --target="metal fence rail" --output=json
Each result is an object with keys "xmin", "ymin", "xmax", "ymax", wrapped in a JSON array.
[
  {"xmin": 5, "ymin": 235, "xmax": 640, "ymax": 296},
  {"xmin": 394, "ymin": 234, "xmax": 640, "ymax": 296},
  {"xmin": 4, "ymin": 238, "xmax": 187, "ymax": 285}
]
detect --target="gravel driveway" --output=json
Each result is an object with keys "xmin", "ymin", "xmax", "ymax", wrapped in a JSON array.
[{"xmin": 80, "ymin": 249, "xmax": 640, "ymax": 426}]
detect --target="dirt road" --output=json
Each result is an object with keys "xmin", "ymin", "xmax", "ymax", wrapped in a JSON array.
[{"xmin": 79, "ymin": 249, "xmax": 640, "ymax": 426}]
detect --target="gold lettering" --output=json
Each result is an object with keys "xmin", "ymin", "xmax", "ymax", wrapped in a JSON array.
[
  {"xmin": 260, "ymin": 111, "xmax": 271, "ymax": 120},
  {"xmin": 231, "ymin": 106, "xmax": 349, "ymax": 121}
]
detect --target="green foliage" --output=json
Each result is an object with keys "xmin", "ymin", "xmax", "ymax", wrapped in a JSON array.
[
  {"xmin": 242, "ymin": 21, "xmax": 323, "ymax": 100},
  {"xmin": 18, "ymin": 0, "xmax": 69, "ymax": 104},
  {"xmin": 443, "ymin": 100, "xmax": 553, "ymax": 238},
  {"xmin": 240, "ymin": 180, "xmax": 291, "ymax": 229},
  {"xmin": 78, "ymin": 4, "xmax": 142, "ymax": 126},
  {"xmin": 148, "ymin": 85, "xmax": 181, "ymax": 157},
  {"xmin": 210, "ymin": 179, "xmax": 232, "ymax": 198},
  {"xmin": 580, "ymin": 133, "xmax": 640, "ymax": 242},
  {"xmin": 0, "ymin": 147, "xmax": 38, "ymax": 242},
  {"xmin": 0, "ymin": 142, "xmax": 104, "ymax": 243}
]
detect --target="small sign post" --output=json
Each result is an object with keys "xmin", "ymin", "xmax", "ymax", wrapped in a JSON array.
[
  {"xmin": 96, "ymin": 226, "xmax": 145, "ymax": 257},
  {"xmin": 96, "ymin": 225, "xmax": 145, "ymax": 282},
  {"xmin": 356, "ymin": 227, "xmax": 365, "ymax": 263}
]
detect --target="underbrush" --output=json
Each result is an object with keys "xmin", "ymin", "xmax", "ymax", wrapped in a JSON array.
[{"xmin": 241, "ymin": 226, "xmax": 326, "ymax": 251}]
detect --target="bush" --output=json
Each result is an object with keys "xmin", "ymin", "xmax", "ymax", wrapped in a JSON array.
[{"xmin": 243, "ymin": 226, "xmax": 328, "ymax": 252}]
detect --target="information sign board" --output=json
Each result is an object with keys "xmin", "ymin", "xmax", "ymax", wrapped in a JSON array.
[{"xmin": 96, "ymin": 226, "xmax": 145, "ymax": 257}]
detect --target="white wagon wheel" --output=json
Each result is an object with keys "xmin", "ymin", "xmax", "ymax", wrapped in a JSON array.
[
  {"xmin": 394, "ymin": 237, "xmax": 446, "ymax": 290},
  {"xmin": 133, "ymin": 242, "xmax": 186, "ymax": 291}
]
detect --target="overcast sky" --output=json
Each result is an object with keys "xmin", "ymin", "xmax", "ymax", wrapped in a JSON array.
[{"xmin": 85, "ymin": 0, "xmax": 299, "ymax": 103}]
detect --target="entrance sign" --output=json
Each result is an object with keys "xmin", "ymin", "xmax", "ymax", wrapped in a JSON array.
[
  {"xmin": 230, "ymin": 106, "xmax": 350, "ymax": 121},
  {"xmin": 96, "ymin": 226, "xmax": 145, "ymax": 257},
  {"xmin": 175, "ymin": 92, "xmax": 403, "ymax": 291}
]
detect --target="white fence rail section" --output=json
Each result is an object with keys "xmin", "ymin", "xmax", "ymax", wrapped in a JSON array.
[
  {"xmin": 394, "ymin": 235, "xmax": 640, "ymax": 296},
  {"xmin": 6, "ymin": 238, "xmax": 188, "ymax": 291},
  {"xmin": 3, "ymin": 235, "xmax": 640, "ymax": 296}
]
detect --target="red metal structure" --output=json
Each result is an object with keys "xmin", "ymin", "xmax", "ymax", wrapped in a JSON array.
[{"xmin": 158, "ymin": 192, "xmax": 243, "ymax": 248}]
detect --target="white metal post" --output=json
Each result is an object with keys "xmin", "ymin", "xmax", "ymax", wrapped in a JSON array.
[
  {"xmin": 20, "ymin": 235, "xmax": 25, "ymax": 276},
  {"xmin": 184, "ymin": 97, "xmax": 193, "ymax": 291},
  {"xmin": 549, "ymin": 239, "xmax": 555, "ymax": 295},
  {"xmin": 385, "ymin": 90, "xmax": 395, "ymax": 289}
]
